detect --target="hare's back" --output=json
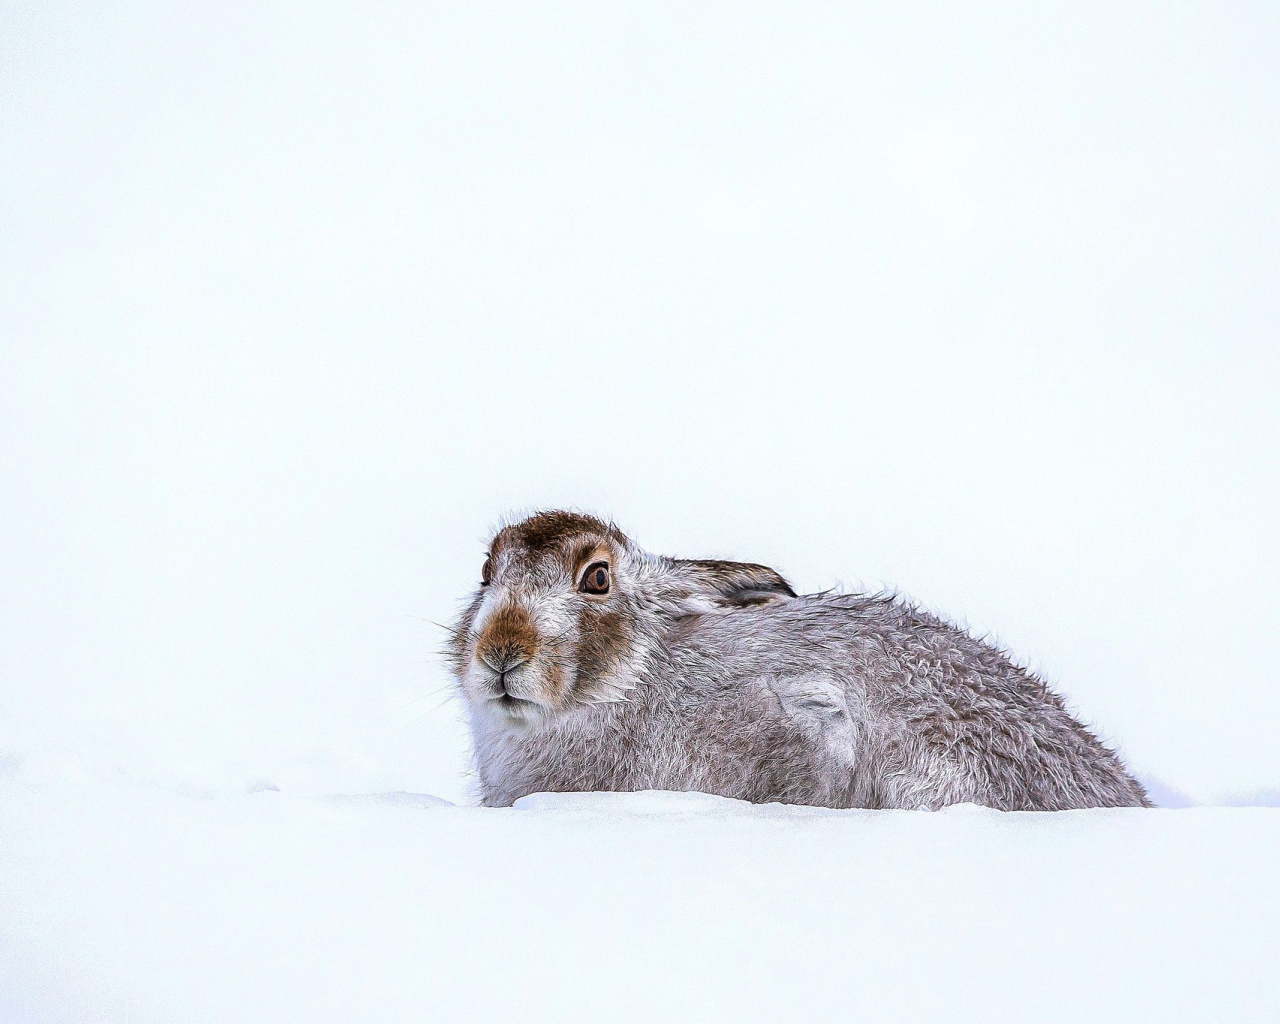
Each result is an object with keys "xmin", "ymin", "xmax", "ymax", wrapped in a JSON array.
[
  {"xmin": 680, "ymin": 592, "xmax": 1014, "ymax": 688},
  {"xmin": 677, "ymin": 592, "xmax": 1076, "ymax": 739}
]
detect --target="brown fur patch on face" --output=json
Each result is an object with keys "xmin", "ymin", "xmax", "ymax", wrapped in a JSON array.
[
  {"xmin": 475, "ymin": 602, "xmax": 540, "ymax": 671},
  {"xmin": 541, "ymin": 658, "xmax": 568, "ymax": 704},
  {"xmin": 495, "ymin": 511, "xmax": 628, "ymax": 558},
  {"xmin": 576, "ymin": 606, "xmax": 633, "ymax": 683},
  {"xmin": 570, "ymin": 541, "xmax": 608, "ymax": 576}
]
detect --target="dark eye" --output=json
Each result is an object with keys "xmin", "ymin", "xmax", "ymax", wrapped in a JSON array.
[
  {"xmin": 481, "ymin": 557, "xmax": 493, "ymax": 586},
  {"xmin": 580, "ymin": 561, "xmax": 610, "ymax": 595}
]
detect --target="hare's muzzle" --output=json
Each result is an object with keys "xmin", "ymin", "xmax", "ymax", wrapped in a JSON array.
[
  {"xmin": 472, "ymin": 601, "xmax": 546, "ymax": 699},
  {"xmin": 475, "ymin": 602, "xmax": 538, "ymax": 663}
]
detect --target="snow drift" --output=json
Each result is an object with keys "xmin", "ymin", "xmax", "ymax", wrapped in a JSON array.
[{"xmin": 2, "ymin": 779, "xmax": 1276, "ymax": 1024}]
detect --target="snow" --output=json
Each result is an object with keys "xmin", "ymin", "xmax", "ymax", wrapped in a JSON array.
[
  {"xmin": 3, "ymin": 779, "xmax": 1278, "ymax": 1024},
  {"xmin": 3, "ymin": 4, "xmax": 1280, "ymax": 1021}
]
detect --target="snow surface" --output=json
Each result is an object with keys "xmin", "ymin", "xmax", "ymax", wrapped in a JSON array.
[{"xmin": 3, "ymin": 779, "xmax": 1278, "ymax": 1024}]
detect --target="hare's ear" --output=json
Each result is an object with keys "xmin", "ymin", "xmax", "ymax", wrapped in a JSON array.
[{"xmin": 673, "ymin": 559, "xmax": 796, "ymax": 610}]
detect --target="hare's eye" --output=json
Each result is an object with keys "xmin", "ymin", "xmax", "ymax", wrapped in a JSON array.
[
  {"xmin": 481, "ymin": 557, "xmax": 493, "ymax": 586},
  {"xmin": 580, "ymin": 562, "xmax": 610, "ymax": 595}
]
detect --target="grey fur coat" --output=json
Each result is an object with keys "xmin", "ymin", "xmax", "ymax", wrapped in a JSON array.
[{"xmin": 449, "ymin": 512, "xmax": 1149, "ymax": 811}]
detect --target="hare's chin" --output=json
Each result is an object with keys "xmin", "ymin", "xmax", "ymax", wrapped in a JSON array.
[{"xmin": 485, "ymin": 693, "xmax": 552, "ymax": 727}]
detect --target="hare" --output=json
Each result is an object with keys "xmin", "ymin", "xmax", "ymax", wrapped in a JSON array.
[{"xmin": 448, "ymin": 511, "xmax": 1150, "ymax": 810}]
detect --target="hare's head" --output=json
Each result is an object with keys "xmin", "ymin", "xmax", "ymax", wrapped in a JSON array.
[{"xmin": 448, "ymin": 511, "xmax": 796, "ymax": 727}]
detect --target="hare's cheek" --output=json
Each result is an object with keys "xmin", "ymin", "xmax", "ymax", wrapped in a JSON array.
[
  {"xmin": 540, "ymin": 659, "xmax": 570, "ymax": 705},
  {"xmin": 575, "ymin": 607, "xmax": 631, "ymax": 680}
]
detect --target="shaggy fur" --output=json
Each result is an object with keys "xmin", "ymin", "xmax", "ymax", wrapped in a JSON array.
[{"xmin": 449, "ymin": 512, "xmax": 1150, "ymax": 810}]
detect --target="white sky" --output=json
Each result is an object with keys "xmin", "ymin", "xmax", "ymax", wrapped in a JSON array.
[{"xmin": 2, "ymin": 2, "xmax": 1278, "ymax": 803}]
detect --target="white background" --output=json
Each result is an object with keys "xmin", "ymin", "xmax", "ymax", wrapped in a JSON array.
[{"xmin": 3, "ymin": 2, "xmax": 1278, "ymax": 805}]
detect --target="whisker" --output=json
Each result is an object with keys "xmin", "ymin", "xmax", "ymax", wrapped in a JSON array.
[
  {"xmin": 433, "ymin": 620, "xmax": 475, "ymax": 640},
  {"xmin": 388, "ymin": 684, "xmax": 456, "ymax": 712},
  {"xmin": 389, "ymin": 693, "xmax": 460, "ymax": 738},
  {"xmin": 351, "ymin": 682, "xmax": 460, "ymax": 731}
]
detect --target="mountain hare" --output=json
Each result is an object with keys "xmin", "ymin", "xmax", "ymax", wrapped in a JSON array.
[{"xmin": 448, "ymin": 511, "xmax": 1149, "ymax": 810}]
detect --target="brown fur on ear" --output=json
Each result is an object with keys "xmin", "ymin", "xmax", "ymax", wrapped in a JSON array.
[{"xmin": 674, "ymin": 558, "xmax": 797, "ymax": 609}]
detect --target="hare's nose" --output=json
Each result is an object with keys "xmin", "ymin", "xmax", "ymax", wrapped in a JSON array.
[{"xmin": 479, "ymin": 649, "xmax": 530, "ymax": 676}]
